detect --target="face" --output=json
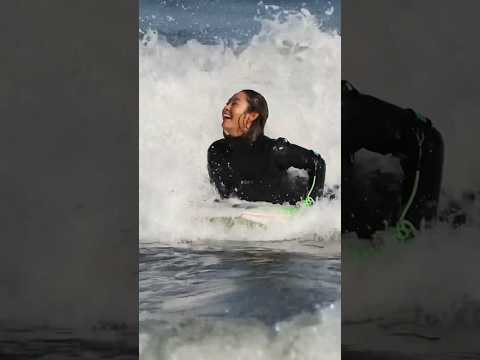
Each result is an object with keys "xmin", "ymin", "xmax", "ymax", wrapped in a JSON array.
[{"xmin": 222, "ymin": 92, "xmax": 258, "ymax": 137}]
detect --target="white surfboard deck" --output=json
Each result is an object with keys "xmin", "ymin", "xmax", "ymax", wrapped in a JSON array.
[{"xmin": 199, "ymin": 201, "xmax": 300, "ymax": 227}]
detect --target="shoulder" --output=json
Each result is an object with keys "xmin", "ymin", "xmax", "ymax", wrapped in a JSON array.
[
  {"xmin": 342, "ymin": 80, "xmax": 359, "ymax": 95},
  {"xmin": 272, "ymin": 137, "xmax": 324, "ymax": 160},
  {"xmin": 208, "ymin": 138, "xmax": 227, "ymax": 154},
  {"xmin": 271, "ymin": 137, "xmax": 290, "ymax": 151},
  {"xmin": 271, "ymin": 137, "xmax": 309, "ymax": 154}
]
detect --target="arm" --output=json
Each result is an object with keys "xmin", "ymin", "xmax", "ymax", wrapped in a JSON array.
[
  {"xmin": 273, "ymin": 138, "xmax": 326, "ymax": 200},
  {"xmin": 342, "ymin": 80, "xmax": 408, "ymax": 156},
  {"xmin": 207, "ymin": 142, "xmax": 233, "ymax": 198}
]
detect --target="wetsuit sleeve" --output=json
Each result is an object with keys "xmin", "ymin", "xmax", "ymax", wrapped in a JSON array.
[
  {"xmin": 273, "ymin": 138, "xmax": 326, "ymax": 199},
  {"xmin": 342, "ymin": 80, "xmax": 408, "ymax": 156},
  {"xmin": 207, "ymin": 141, "xmax": 233, "ymax": 198}
]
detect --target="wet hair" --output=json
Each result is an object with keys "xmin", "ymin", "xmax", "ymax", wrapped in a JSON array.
[{"xmin": 241, "ymin": 89, "xmax": 269, "ymax": 142}]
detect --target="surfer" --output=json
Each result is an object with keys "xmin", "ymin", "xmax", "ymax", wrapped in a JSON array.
[
  {"xmin": 208, "ymin": 90, "xmax": 326, "ymax": 205},
  {"xmin": 342, "ymin": 80, "xmax": 444, "ymax": 239}
]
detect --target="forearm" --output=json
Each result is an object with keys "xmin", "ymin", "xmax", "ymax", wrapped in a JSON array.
[
  {"xmin": 207, "ymin": 146, "xmax": 233, "ymax": 198},
  {"xmin": 275, "ymin": 138, "xmax": 326, "ymax": 200}
]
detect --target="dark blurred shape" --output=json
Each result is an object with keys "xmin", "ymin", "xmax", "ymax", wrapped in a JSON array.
[
  {"xmin": 342, "ymin": 81, "xmax": 443, "ymax": 239},
  {"xmin": 342, "ymin": 1, "xmax": 480, "ymax": 359},
  {"xmin": 0, "ymin": 0, "xmax": 138, "ymax": 356}
]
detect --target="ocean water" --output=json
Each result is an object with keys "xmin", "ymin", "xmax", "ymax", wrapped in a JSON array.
[
  {"xmin": 140, "ymin": 1, "xmax": 341, "ymax": 359},
  {"xmin": 140, "ymin": 244, "xmax": 340, "ymax": 360},
  {"xmin": 140, "ymin": 0, "xmax": 340, "ymax": 46}
]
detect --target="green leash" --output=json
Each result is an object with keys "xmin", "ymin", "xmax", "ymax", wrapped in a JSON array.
[
  {"xmin": 279, "ymin": 174, "xmax": 317, "ymax": 216},
  {"xmin": 304, "ymin": 175, "xmax": 316, "ymax": 207},
  {"xmin": 395, "ymin": 171, "xmax": 419, "ymax": 242},
  {"xmin": 395, "ymin": 129, "xmax": 425, "ymax": 242}
]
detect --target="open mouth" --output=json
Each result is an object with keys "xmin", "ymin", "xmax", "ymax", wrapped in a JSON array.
[{"xmin": 223, "ymin": 113, "xmax": 232, "ymax": 120}]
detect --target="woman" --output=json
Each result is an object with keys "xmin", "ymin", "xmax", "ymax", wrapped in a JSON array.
[{"xmin": 208, "ymin": 90, "xmax": 326, "ymax": 205}]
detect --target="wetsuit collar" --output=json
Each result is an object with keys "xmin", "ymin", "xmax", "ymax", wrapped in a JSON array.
[{"xmin": 225, "ymin": 134, "xmax": 267, "ymax": 150}]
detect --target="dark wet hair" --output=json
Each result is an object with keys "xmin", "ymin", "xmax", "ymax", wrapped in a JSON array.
[{"xmin": 241, "ymin": 89, "xmax": 269, "ymax": 142}]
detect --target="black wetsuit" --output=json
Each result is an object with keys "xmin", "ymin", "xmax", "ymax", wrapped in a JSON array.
[
  {"xmin": 208, "ymin": 135, "xmax": 325, "ymax": 205},
  {"xmin": 342, "ymin": 80, "xmax": 444, "ymax": 238}
]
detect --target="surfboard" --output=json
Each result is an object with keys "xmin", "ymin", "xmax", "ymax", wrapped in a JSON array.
[{"xmin": 201, "ymin": 202, "xmax": 301, "ymax": 228}]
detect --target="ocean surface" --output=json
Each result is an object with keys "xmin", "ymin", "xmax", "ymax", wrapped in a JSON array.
[
  {"xmin": 139, "ymin": 0, "xmax": 341, "ymax": 359},
  {"xmin": 140, "ymin": 0, "xmax": 340, "ymax": 46},
  {"xmin": 140, "ymin": 242, "xmax": 340, "ymax": 359}
]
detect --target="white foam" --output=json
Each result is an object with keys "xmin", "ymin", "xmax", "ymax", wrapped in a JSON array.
[
  {"xmin": 139, "ymin": 301, "xmax": 340, "ymax": 360},
  {"xmin": 140, "ymin": 11, "xmax": 341, "ymax": 244}
]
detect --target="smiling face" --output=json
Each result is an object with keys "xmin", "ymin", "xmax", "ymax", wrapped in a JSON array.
[{"xmin": 222, "ymin": 91, "xmax": 258, "ymax": 137}]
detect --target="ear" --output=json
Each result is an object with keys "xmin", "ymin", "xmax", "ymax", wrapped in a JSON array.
[{"xmin": 245, "ymin": 112, "xmax": 259, "ymax": 129}]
